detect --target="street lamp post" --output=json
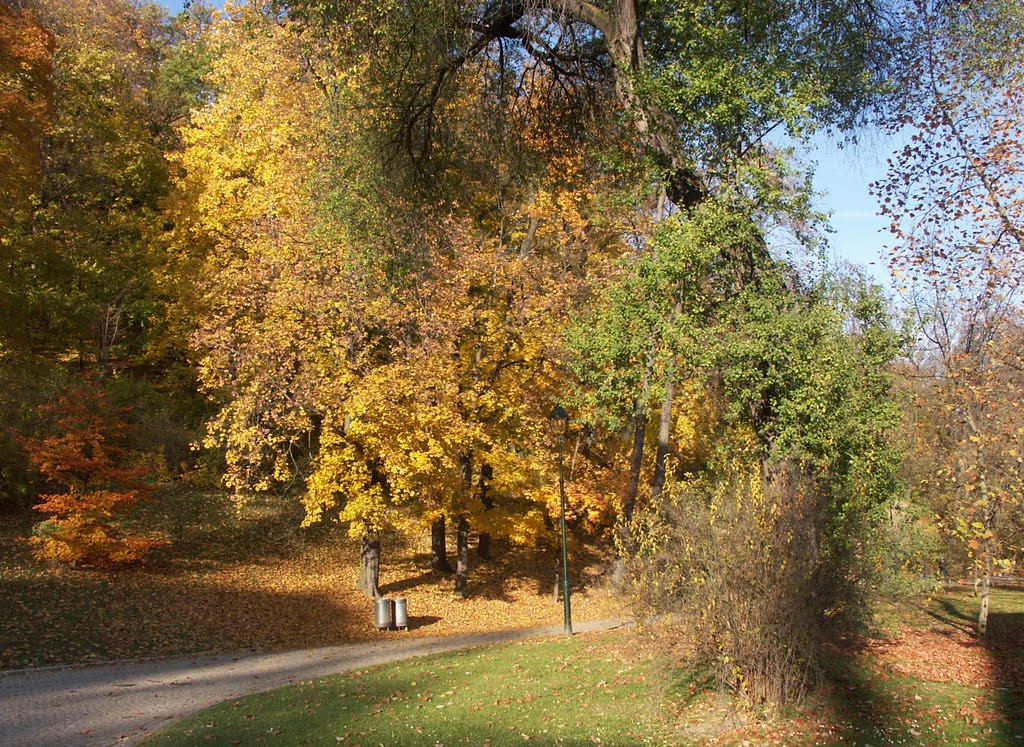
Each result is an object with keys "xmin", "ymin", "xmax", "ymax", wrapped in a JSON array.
[{"xmin": 549, "ymin": 405, "xmax": 572, "ymax": 635}]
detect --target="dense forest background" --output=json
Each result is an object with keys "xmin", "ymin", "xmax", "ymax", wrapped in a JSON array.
[{"xmin": 2, "ymin": 0, "xmax": 1022, "ymax": 706}]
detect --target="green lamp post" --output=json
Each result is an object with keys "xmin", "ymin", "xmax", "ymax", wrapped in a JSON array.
[{"xmin": 549, "ymin": 404, "xmax": 572, "ymax": 635}]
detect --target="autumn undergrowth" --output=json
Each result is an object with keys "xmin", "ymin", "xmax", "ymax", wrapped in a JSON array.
[
  {"xmin": 141, "ymin": 632, "xmax": 668, "ymax": 747},
  {"xmin": 686, "ymin": 587, "xmax": 1024, "ymax": 746}
]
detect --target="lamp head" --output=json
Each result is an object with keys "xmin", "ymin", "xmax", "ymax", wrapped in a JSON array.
[{"xmin": 548, "ymin": 404, "xmax": 569, "ymax": 438}]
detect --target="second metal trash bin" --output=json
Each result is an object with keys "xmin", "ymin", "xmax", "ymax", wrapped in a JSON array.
[{"xmin": 393, "ymin": 597, "xmax": 408, "ymax": 630}]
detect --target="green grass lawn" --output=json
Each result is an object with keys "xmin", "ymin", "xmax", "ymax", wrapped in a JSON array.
[
  {"xmin": 141, "ymin": 633, "xmax": 668, "ymax": 747},
  {"xmin": 140, "ymin": 589, "xmax": 1024, "ymax": 747}
]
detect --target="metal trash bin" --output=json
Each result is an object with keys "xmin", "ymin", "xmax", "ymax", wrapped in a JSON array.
[
  {"xmin": 393, "ymin": 598, "xmax": 408, "ymax": 630},
  {"xmin": 374, "ymin": 597, "xmax": 393, "ymax": 629}
]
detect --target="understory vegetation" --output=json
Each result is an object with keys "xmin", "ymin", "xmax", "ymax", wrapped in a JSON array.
[{"xmin": 0, "ymin": 487, "xmax": 624, "ymax": 670}]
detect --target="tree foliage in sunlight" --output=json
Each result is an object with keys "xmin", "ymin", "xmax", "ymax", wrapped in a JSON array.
[
  {"xmin": 0, "ymin": 1, "xmax": 933, "ymax": 714},
  {"xmin": 877, "ymin": 0, "xmax": 1024, "ymax": 636},
  {"xmin": 179, "ymin": 4, "xmax": 637, "ymax": 596},
  {"xmin": 626, "ymin": 271, "xmax": 904, "ymax": 707}
]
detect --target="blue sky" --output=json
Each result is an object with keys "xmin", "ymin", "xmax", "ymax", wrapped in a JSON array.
[
  {"xmin": 162, "ymin": 0, "xmax": 189, "ymax": 13},
  {"xmin": 803, "ymin": 131, "xmax": 894, "ymax": 287},
  {"xmin": 156, "ymin": 1, "xmax": 896, "ymax": 288}
]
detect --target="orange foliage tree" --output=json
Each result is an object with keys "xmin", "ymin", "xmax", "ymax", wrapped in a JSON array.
[{"xmin": 22, "ymin": 382, "xmax": 162, "ymax": 567}]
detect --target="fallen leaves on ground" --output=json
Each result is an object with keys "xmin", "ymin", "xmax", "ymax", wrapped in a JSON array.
[
  {"xmin": 859, "ymin": 626, "xmax": 1024, "ymax": 688},
  {"xmin": 655, "ymin": 605, "xmax": 1024, "ymax": 747},
  {"xmin": 0, "ymin": 490, "xmax": 626, "ymax": 670}
]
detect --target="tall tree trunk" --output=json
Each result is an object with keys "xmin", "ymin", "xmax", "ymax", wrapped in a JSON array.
[
  {"xmin": 651, "ymin": 372, "xmax": 674, "ymax": 502},
  {"xmin": 614, "ymin": 368, "xmax": 647, "ymax": 590},
  {"xmin": 455, "ymin": 515, "xmax": 470, "ymax": 599},
  {"xmin": 978, "ymin": 549, "xmax": 992, "ymax": 636},
  {"xmin": 606, "ymin": 0, "xmax": 704, "ymax": 207},
  {"xmin": 614, "ymin": 395, "xmax": 648, "ymax": 587},
  {"xmin": 623, "ymin": 357, "xmax": 651, "ymax": 530},
  {"xmin": 623, "ymin": 409, "xmax": 647, "ymax": 525},
  {"xmin": 431, "ymin": 516, "xmax": 452, "ymax": 573},
  {"xmin": 357, "ymin": 533, "xmax": 381, "ymax": 598},
  {"xmin": 453, "ymin": 453, "xmax": 474, "ymax": 596},
  {"xmin": 478, "ymin": 462, "xmax": 493, "ymax": 560}
]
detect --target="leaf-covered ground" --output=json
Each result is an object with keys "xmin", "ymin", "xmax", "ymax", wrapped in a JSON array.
[{"xmin": 0, "ymin": 487, "xmax": 625, "ymax": 670}]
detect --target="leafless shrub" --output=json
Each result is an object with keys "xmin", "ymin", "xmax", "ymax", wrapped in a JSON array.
[{"xmin": 626, "ymin": 458, "xmax": 824, "ymax": 708}]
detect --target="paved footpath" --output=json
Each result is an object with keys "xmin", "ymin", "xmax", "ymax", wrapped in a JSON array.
[{"xmin": 0, "ymin": 619, "xmax": 627, "ymax": 747}]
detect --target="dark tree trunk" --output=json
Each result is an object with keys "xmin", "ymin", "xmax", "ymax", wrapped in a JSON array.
[
  {"xmin": 357, "ymin": 533, "xmax": 381, "ymax": 598},
  {"xmin": 623, "ymin": 351, "xmax": 652, "ymax": 529},
  {"xmin": 651, "ymin": 373, "xmax": 674, "ymax": 502},
  {"xmin": 623, "ymin": 405, "xmax": 648, "ymax": 527},
  {"xmin": 614, "ymin": 400, "xmax": 647, "ymax": 587},
  {"xmin": 478, "ymin": 462, "xmax": 493, "ymax": 560},
  {"xmin": 431, "ymin": 516, "xmax": 452, "ymax": 573},
  {"xmin": 455, "ymin": 515, "xmax": 470, "ymax": 598},
  {"xmin": 606, "ymin": 0, "xmax": 705, "ymax": 207}
]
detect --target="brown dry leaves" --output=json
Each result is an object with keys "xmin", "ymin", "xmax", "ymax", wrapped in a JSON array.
[
  {"xmin": 0, "ymin": 494, "xmax": 626, "ymax": 670},
  {"xmin": 861, "ymin": 626, "xmax": 1024, "ymax": 688}
]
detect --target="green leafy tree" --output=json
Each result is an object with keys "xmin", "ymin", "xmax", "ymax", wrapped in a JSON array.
[
  {"xmin": 283, "ymin": 0, "xmax": 898, "ymax": 210},
  {"xmin": 627, "ymin": 269, "xmax": 904, "ymax": 706},
  {"xmin": 2, "ymin": 0, "xmax": 209, "ymax": 503}
]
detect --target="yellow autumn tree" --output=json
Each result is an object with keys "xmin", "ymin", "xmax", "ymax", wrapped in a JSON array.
[{"xmin": 182, "ymin": 2, "xmax": 636, "ymax": 598}]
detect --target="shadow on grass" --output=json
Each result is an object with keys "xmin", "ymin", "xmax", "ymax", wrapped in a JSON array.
[
  {"xmin": 141, "ymin": 636, "xmax": 654, "ymax": 747},
  {"xmin": 978, "ymin": 592, "xmax": 1024, "ymax": 741},
  {"xmin": 923, "ymin": 596, "xmax": 976, "ymax": 634},
  {"xmin": 920, "ymin": 587, "xmax": 1024, "ymax": 737},
  {"xmin": 812, "ymin": 589, "xmax": 1024, "ymax": 746},
  {"xmin": 147, "ymin": 674, "xmax": 636, "ymax": 747},
  {"xmin": 815, "ymin": 633, "xmax": 913, "ymax": 747}
]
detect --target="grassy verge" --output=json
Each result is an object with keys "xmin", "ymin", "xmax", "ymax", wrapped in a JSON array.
[{"xmin": 141, "ymin": 632, "xmax": 667, "ymax": 747}]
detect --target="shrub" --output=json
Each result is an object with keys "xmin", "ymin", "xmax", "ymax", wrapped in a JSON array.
[
  {"xmin": 626, "ymin": 457, "xmax": 824, "ymax": 708},
  {"xmin": 22, "ymin": 381, "xmax": 164, "ymax": 567}
]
